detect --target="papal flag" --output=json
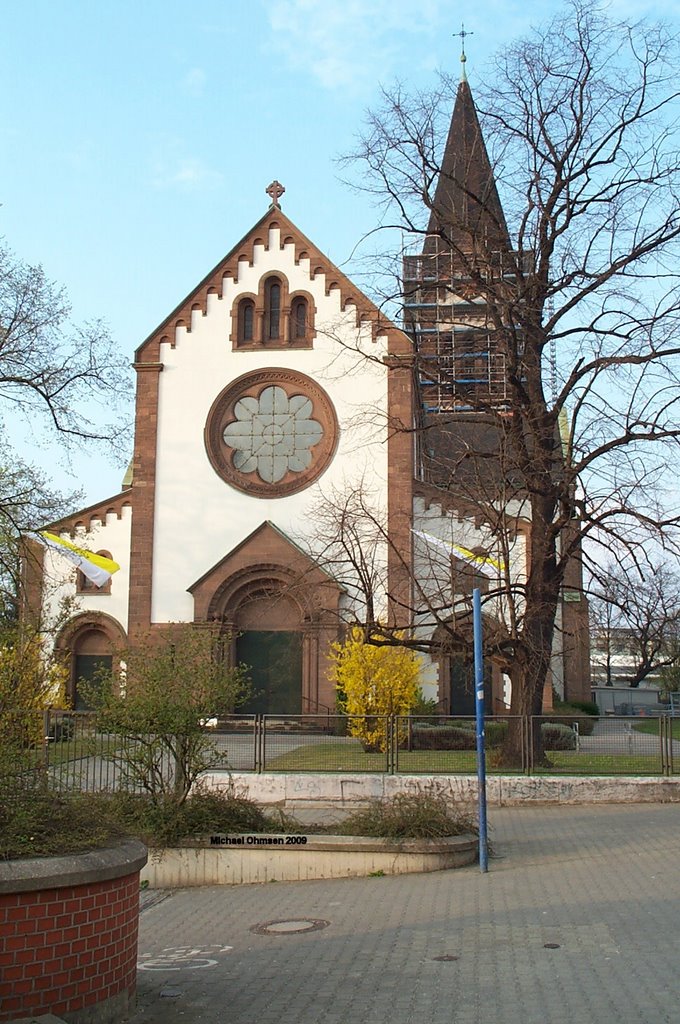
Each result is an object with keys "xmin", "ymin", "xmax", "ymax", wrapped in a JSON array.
[
  {"xmin": 412, "ymin": 529, "xmax": 506, "ymax": 578},
  {"xmin": 32, "ymin": 531, "xmax": 120, "ymax": 587}
]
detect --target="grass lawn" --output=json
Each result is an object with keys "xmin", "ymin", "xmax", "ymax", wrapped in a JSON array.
[
  {"xmin": 43, "ymin": 735, "xmax": 121, "ymax": 766},
  {"xmin": 265, "ymin": 741, "xmax": 664, "ymax": 775},
  {"xmin": 634, "ymin": 719, "xmax": 680, "ymax": 740}
]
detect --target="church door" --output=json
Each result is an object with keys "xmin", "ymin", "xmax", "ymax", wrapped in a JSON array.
[
  {"xmin": 450, "ymin": 655, "xmax": 492, "ymax": 717},
  {"xmin": 237, "ymin": 631, "xmax": 302, "ymax": 716},
  {"xmin": 73, "ymin": 654, "xmax": 113, "ymax": 711}
]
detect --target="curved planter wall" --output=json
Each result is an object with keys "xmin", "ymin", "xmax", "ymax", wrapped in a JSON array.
[
  {"xmin": 0, "ymin": 839, "xmax": 147, "ymax": 1024},
  {"xmin": 141, "ymin": 833, "xmax": 477, "ymax": 887}
]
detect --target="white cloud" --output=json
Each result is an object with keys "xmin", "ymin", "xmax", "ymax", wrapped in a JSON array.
[
  {"xmin": 181, "ymin": 68, "xmax": 207, "ymax": 97},
  {"xmin": 266, "ymin": 0, "xmax": 447, "ymax": 92},
  {"xmin": 151, "ymin": 156, "xmax": 223, "ymax": 190}
]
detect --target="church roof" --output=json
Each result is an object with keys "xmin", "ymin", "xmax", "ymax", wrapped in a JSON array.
[
  {"xmin": 135, "ymin": 202, "xmax": 401, "ymax": 363},
  {"xmin": 425, "ymin": 78, "xmax": 510, "ymax": 252}
]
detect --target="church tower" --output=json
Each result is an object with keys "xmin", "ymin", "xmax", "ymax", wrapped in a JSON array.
[
  {"xmin": 403, "ymin": 54, "xmax": 515, "ymax": 421},
  {"xmin": 404, "ymin": 46, "xmax": 591, "ymax": 707}
]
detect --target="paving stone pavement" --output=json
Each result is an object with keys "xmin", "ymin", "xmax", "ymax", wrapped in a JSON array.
[{"xmin": 128, "ymin": 804, "xmax": 680, "ymax": 1024}]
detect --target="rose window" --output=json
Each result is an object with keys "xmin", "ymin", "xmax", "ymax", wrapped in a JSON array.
[
  {"xmin": 204, "ymin": 369, "xmax": 338, "ymax": 498},
  {"xmin": 223, "ymin": 386, "xmax": 323, "ymax": 484}
]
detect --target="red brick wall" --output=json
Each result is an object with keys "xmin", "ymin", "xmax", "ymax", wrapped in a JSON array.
[{"xmin": 0, "ymin": 871, "xmax": 140, "ymax": 1021}]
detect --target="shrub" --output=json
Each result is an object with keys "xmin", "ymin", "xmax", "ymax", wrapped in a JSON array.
[
  {"xmin": 330, "ymin": 628, "xmax": 421, "ymax": 752},
  {"xmin": 546, "ymin": 703, "xmax": 596, "ymax": 736},
  {"xmin": 565, "ymin": 700, "xmax": 599, "ymax": 717},
  {"xmin": 540, "ymin": 722, "xmax": 576, "ymax": 750},
  {"xmin": 339, "ymin": 792, "xmax": 477, "ymax": 839},
  {"xmin": 0, "ymin": 789, "xmax": 125, "ymax": 861},
  {"xmin": 406, "ymin": 719, "xmax": 508, "ymax": 751},
  {"xmin": 408, "ymin": 725, "xmax": 477, "ymax": 750},
  {"xmin": 410, "ymin": 689, "xmax": 439, "ymax": 719},
  {"xmin": 97, "ymin": 787, "xmax": 296, "ymax": 846},
  {"xmin": 85, "ymin": 624, "xmax": 252, "ymax": 807}
]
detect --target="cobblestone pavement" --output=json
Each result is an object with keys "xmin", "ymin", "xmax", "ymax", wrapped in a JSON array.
[{"xmin": 128, "ymin": 804, "xmax": 680, "ymax": 1024}]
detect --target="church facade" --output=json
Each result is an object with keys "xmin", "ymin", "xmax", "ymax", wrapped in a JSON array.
[{"xmin": 25, "ymin": 83, "xmax": 590, "ymax": 716}]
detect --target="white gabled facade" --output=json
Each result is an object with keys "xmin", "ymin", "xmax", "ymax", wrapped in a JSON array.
[{"xmin": 26, "ymin": 197, "xmax": 546, "ymax": 716}]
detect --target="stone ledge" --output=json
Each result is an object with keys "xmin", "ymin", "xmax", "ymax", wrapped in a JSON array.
[
  {"xmin": 203, "ymin": 772, "xmax": 680, "ymax": 809},
  {"xmin": 0, "ymin": 839, "xmax": 148, "ymax": 894}
]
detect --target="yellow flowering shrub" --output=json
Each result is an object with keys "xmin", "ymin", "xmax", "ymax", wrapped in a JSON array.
[
  {"xmin": 330, "ymin": 627, "xmax": 421, "ymax": 752},
  {"xmin": 0, "ymin": 628, "xmax": 69, "ymax": 751}
]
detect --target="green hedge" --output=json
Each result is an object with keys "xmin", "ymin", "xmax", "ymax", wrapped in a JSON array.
[{"xmin": 406, "ymin": 719, "xmax": 578, "ymax": 751}]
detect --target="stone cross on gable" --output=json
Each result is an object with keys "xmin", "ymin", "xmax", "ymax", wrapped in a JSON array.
[{"xmin": 266, "ymin": 180, "xmax": 286, "ymax": 208}]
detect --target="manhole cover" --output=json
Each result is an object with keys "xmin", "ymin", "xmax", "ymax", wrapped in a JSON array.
[
  {"xmin": 432, "ymin": 954, "xmax": 460, "ymax": 962},
  {"xmin": 251, "ymin": 918, "xmax": 330, "ymax": 936}
]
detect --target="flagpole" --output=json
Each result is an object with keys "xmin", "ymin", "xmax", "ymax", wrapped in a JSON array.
[{"xmin": 473, "ymin": 587, "xmax": 489, "ymax": 873}]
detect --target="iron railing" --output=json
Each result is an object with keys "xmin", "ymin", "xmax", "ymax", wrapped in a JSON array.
[{"xmin": 1, "ymin": 710, "xmax": 677, "ymax": 793}]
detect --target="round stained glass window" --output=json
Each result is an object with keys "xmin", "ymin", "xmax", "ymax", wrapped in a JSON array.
[{"xmin": 204, "ymin": 369, "xmax": 338, "ymax": 497}]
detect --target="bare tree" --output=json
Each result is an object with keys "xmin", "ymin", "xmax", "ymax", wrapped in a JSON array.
[
  {"xmin": 0, "ymin": 241, "xmax": 130, "ymax": 445},
  {"xmin": 0, "ymin": 240, "xmax": 131, "ymax": 618},
  {"xmin": 342, "ymin": 1, "xmax": 680, "ymax": 762},
  {"xmin": 590, "ymin": 561, "xmax": 680, "ymax": 687}
]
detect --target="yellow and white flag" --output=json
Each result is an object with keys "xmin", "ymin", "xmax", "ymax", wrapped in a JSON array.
[
  {"xmin": 32, "ymin": 531, "xmax": 120, "ymax": 588},
  {"xmin": 412, "ymin": 529, "xmax": 505, "ymax": 578}
]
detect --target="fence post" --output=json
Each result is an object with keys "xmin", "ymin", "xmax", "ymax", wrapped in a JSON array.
[
  {"xmin": 525, "ymin": 716, "xmax": 532, "ymax": 775},
  {"xmin": 42, "ymin": 708, "xmax": 51, "ymax": 779},
  {"xmin": 661, "ymin": 716, "xmax": 671, "ymax": 777},
  {"xmin": 387, "ymin": 715, "xmax": 395, "ymax": 774},
  {"xmin": 256, "ymin": 715, "xmax": 263, "ymax": 773}
]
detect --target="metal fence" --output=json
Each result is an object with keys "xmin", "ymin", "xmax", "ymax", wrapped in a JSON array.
[
  {"xmin": 2, "ymin": 709, "xmax": 678, "ymax": 794},
  {"xmin": 2, "ymin": 708, "xmax": 677, "ymax": 793}
]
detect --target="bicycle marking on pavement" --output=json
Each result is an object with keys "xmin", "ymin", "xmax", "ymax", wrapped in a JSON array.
[{"xmin": 138, "ymin": 945, "xmax": 233, "ymax": 971}]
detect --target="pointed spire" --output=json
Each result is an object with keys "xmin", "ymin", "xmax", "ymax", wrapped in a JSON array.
[{"xmin": 425, "ymin": 69, "xmax": 510, "ymax": 253}]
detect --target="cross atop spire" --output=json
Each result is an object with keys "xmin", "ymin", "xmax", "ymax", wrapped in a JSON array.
[
  {"xmin": 453, "ymin": 24, "xmax": 473, "ymax": 81},
  {"xmin": 266, "ymin": 180, "xmax": 286, "ymax": 208}
]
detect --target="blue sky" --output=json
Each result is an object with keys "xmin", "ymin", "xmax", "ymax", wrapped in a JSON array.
[{"xmin": 2, "ymin": 0, "xmax": 677, "ymax": 508}]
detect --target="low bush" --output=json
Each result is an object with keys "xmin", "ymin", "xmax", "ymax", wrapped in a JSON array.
[
  {"xmin": 540, "ymin": 722, "xmax": 577, "ymax": 750},
  {"xmin": 90, "ymin": 787, "xmax": 300, "ymax": 847},
  {"xmin": 566, "ymin": 700, "xmax": 599, "ymax": 717},
  {"xmin": 0, "ymin": 789, "xmax": 125, "ymax": 861},
  {"xmin": 406, "ymin": 725, "xmax": 477, "ymax": 750},
  {"xmin": 339, "ymin": 792, "xmax": 477, "ymax": 839},
  {"xmin": 406, "ymin": 720, "xmax": 508, "ymax": 751},
  {"xmin": 546, "ymin": 703, "xmax": 596, "ymax": 736},
  {"xmin": 0, "ymin": 784, "xmax": 303, "ymax": 858}
]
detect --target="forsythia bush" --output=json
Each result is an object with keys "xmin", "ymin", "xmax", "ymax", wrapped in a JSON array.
[
  {"xmin": 330, "ymin": 627, "xmax": 421, "ymax": 752},
  {"xmin": 0, "ymin": 627, "xmax": 69, "ymax": 751}
]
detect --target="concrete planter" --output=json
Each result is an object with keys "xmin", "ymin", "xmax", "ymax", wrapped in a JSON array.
[
  {"xmin": 140, "ymin": 833, "xmax": 477, "ymax": 888},
  {"xmin": 0, "ymin": 839, "xmax": 147, "ymax": 1024}
]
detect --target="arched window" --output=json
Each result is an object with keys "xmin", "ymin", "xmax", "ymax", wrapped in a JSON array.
[
  {"xmin": 76, "ymin": 551, "xmax": 113, "ymax": 594},
  {"xmin": 237, "ymin": 299, "xmax": 255, "ymax": 343},
  {"xmin": 290, "ymin": 297, "xmax": 308, "ymax": 340},
  {"xmin": 265, "ymin": 277, "xmax": 281, "ymax": 340}
]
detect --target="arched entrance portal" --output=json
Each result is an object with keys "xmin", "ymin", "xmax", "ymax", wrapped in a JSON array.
[
  {"xmin": 55, "ymin": 613, "xmax": 128, "ymax": 710},
  {"xmin": 188, "ymin": 522, "xmax": 345, "ymax": 717},
  {"xmin": 233, "ymin": 589, "xmax": 303, "ymax": 716}
]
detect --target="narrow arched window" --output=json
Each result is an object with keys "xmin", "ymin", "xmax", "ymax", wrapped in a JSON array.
[
  {"xmin": 76, "ymin": 551, "xmax": 113, "ymax": 594},
  {"xmin": 265, "ymin": 277, "xmax": 281, "ymax": 340},
  {"xmin": 291, "ymin": 297, "xmax": 307, "ymax": 340},
  {"xmin": 238, "ymin": 299, "xmax": 255, "ymax": 343}
]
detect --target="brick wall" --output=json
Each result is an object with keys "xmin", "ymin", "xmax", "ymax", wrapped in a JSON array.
[{"xmin": 0, "ymin": 869, "xmax": 141, "ymax": 1022}]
